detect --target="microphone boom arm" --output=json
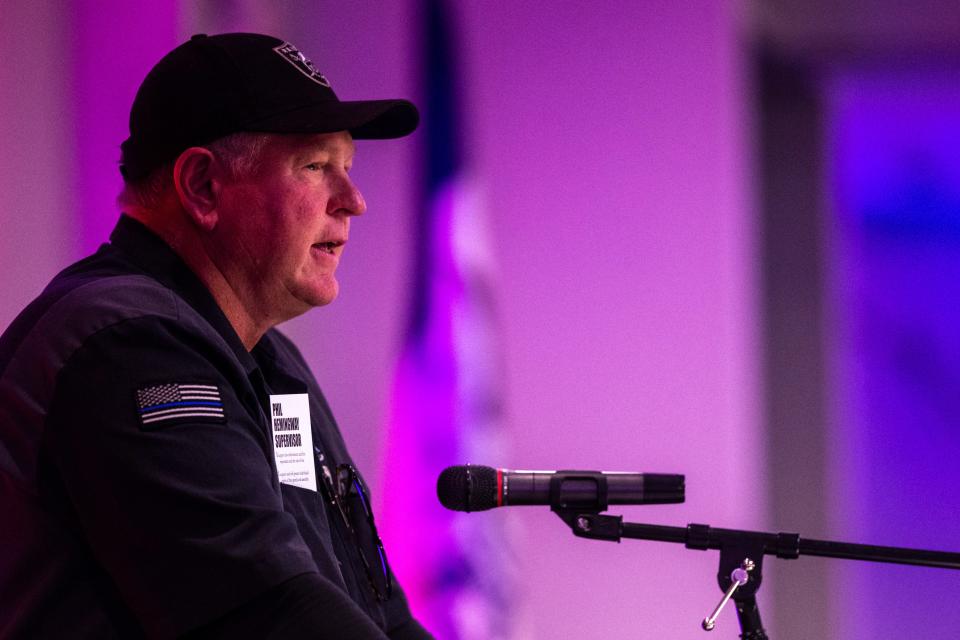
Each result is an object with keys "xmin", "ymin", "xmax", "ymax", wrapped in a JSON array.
[{"xmin": 551, "ymin": 506, "xmax": 960, "ymax": 638}]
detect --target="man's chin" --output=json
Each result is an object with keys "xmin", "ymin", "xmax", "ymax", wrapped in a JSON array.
[
  {"xmin": 280, "ymin": 276, "xmax": 340, "ymax": 318},
  {"xmin": 298, "ymin": 280, "xmax": 339, "ymax": 308}
]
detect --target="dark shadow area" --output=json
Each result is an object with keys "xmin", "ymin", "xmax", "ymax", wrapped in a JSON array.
[{"xmin": 756, "ymin": 45, "xmax": 831, "ymax": 640}]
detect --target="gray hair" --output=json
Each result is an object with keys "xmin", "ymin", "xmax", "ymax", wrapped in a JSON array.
[{"xmin": 118, "ymin": 132, "xmax": 270, "ymax": 211}]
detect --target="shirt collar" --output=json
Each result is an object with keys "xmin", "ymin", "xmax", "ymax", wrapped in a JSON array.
[{"xmin": 108, "ymin": 214, "xmax": 259, "ymax": 374}]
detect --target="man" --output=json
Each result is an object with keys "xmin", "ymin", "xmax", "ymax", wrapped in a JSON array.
[{"xmin": 0, "ymin": 33, "xmax": 432, "ymax": 639}]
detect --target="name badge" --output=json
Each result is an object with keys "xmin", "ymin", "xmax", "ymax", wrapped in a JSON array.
[{"xmin": 269, "ymin": 393, "xmax": 317, "ymax": 492}]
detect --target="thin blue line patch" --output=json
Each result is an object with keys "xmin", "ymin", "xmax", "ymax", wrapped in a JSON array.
[{"xmin": 136, "ymin": 383, "xmax": 225, "ymax": 428}]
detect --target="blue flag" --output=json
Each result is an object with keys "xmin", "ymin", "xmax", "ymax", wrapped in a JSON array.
[{"xmin": 380, "ymin": 1, "xmax": 517, "ymax": 638}]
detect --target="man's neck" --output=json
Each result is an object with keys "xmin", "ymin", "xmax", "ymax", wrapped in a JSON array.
[
  {"xmin": 128, "ymin": 210, "xmax": 270, "ymax": 351},
  {"xmin": 191, "ymin": 264, "xmax": 268, "ymax": 351}
]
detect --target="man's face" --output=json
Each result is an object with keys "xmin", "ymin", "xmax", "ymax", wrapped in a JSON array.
[{"xmin": 210, "ymin": 131, "xmax": 366, "ymax": 325}]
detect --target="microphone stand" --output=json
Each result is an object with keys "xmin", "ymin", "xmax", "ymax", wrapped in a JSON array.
[{"xmin": 547, "ymin": 476, "xmax": 960, "ymax": 639}]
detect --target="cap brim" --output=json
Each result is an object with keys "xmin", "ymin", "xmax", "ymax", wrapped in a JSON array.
[{"xmin": 247, "ymin": 98, "xmax": 419, "ymax": 139}]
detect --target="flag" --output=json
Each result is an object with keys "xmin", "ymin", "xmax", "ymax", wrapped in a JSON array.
[
  {"xmin": 136, "ymin": 383, "xmax": 225, "ymax": 427},
  {"xmin": 379, "ymin": 1, "xmax": 517, "ymax": 638}
]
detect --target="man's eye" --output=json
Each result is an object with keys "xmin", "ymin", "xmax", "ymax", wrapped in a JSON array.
[{"xmin": 305, "ymin": 162, "xmax": 325, "ymax": 171}]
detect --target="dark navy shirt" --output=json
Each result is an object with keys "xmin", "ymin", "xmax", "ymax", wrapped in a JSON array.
[{"xmin": 0, "ymin": 216, "xmax": 422, "ymax": 638}]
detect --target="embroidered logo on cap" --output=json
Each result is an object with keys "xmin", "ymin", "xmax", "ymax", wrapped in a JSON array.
[
  {"xmin": 273, "ymin": 42, "xmax": 331, "ymax": 87},
  {"xmin": 136, "ymin": 383, "xmax": 225, "ymax": 428}
]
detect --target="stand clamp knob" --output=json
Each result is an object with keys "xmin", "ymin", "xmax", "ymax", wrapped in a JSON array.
[{"xmin": 701, "ymin": 558, "xmax": 754, "ymax": 631}]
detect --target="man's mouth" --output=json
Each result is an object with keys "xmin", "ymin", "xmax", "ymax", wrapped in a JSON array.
[{"xmin": 312, "ymin": 241, "xmax": 343, "ymax": 255}]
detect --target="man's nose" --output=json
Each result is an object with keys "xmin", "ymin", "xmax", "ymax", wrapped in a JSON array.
[{"xmin": 330, "ymin": 172, "xmax": 366, "ymax": 217}]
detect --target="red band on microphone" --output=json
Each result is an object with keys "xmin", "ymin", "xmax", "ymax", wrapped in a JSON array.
[{"xmin": 497, "ymin": 468, "xmax": 503, "ymax": 507}]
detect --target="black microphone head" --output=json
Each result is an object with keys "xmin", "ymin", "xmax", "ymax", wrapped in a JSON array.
[{"xmin": 437, "ymin": 465, "xmax": 498, "ymax": 512}]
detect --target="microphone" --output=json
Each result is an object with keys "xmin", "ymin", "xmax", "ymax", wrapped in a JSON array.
[{"xmin": 437, "ymin": 465, "xmax": 685, "ymax": 512}]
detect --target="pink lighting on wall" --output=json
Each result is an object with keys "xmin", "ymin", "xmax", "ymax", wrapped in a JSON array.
[{"xmin": 70, "ymin": 1, "xmax": 178, "ymax": 256}]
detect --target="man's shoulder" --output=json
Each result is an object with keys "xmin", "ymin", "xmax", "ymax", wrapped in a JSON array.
[
  {"xmin": 8, "ymin": 270, "xmax": 178, "ymax": 348},
  {"xmin": 48, "ymin": 270, "xmax": 180, "ymax": 323},
  {"xmin": 0, "ymin": 263, "xmax": 217, "ymax": 385}
]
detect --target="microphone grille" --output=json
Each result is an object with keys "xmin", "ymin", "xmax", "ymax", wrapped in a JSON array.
[{"xmin": 437, "ymin": 465, "xmax": 498, "ymax": 512}]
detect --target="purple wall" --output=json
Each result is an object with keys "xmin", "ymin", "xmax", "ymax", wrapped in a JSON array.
[
  {"xmin": 0, "ymin": 2, "xmax": 74, "ymax": 328},
  {"xmin": 2, "ymin": 1, "xmax": 763, "ymax": 637},
  {"xmin": 69, "ymin": 2, "xmax": 179, "ymax": 255},
  {"xmin": 457, "ymin": 2, "xmax": 762, "ymax": 636},
  {"xmin": 827, "ymin": 68, "xmax": 960, "ymax": 639}
]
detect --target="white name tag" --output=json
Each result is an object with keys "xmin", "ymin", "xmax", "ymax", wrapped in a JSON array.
[{"xmin": 269, "ymin": 393, "xmax": 317, "ymax": 492}]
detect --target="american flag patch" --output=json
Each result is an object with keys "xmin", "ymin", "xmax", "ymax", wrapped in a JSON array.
[{"xmin": 136, "ymin": 383, "xmax": 225, "ymax": 428}]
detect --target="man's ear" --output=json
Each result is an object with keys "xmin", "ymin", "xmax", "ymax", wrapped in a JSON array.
[{"xmin": 173, "ymin": 147, "xmax": 221, "ymax": 231}]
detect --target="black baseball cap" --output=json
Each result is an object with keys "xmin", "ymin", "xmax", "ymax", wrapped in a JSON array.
[{"xmin": 120, "ymin": 33, "xmax": 419, "ymax": 181}]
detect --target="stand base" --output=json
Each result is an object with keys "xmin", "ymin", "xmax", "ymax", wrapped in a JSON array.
[{"xmin": 735, "ymin": 597, "xmax": 768, "ymax": 640}]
